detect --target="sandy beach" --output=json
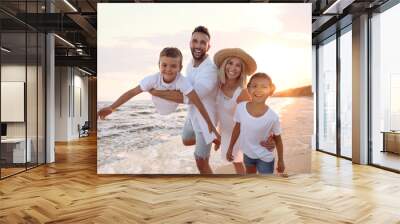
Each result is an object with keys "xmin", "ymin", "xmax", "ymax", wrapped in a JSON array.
[{"xmin": 98, "ymin": 97, "xmax": 313, "ymax": 174}]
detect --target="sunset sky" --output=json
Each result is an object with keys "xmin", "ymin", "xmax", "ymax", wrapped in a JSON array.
[{"xmin": 98, "ymin": 3, "xmax": 311, "ymax": 101}]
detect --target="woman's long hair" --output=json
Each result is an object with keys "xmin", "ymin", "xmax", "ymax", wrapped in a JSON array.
[{"xmin": 217, "ymin": 57, "xmax": 247, "ymax": 88}]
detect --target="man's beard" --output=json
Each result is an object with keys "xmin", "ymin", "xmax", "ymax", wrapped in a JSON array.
[{"xmin": 191, "ymin": 48, "xmax": 206, "ymax": 61}]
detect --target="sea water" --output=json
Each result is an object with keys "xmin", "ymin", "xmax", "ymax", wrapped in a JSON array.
[{"xmin": 97, "ymin": 97, "xmax": 294, "ymax": 174}]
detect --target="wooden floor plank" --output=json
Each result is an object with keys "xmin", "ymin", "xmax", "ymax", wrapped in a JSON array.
[{"xmin": 0, "ymin": 136, "xmax": 399, "ymax": 223}]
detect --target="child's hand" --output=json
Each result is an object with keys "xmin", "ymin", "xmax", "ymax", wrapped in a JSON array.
[
  {"xmin": 98, "ymin": 107, "xmax": 113, "ymax": 120},
  {"xmin": 226, "ymin": 148, "xmax": 234, "ymax": 162},
  {"xmin": 214, "ymin": 137, "xmax": 221, "ymax": 150},
  {"xmin": 277, "ymin": 159, "xmax": 285, "ymax": 173},
  {"xmin": 212, "ymin": 131, "xmax": 221, "ymax": 151},
  {"xmin": 213, "ymin": 140, "xmax": 220, "ymax": 151},
  {"xmin": 260, "ymin": 135, "xmax": 275, "ymax": 152},
  {"xmin": 277, "ymin": 172, "xmax": 289, "ymax": 178},
  {"xmin": 208, "ymin": 125, "xmax": 221, "ymax": 146}
]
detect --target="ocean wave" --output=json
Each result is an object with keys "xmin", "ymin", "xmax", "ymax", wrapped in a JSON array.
[
  {"xmin": 136, "ymin": 111, "xmax": 153, "ymax": 115},
  {"xmin": 98, "ymin": 133, "xmax": 121, "ymax": 139},
  {"xmin": 128, "ymin": 125, "xmax": 166, "ymax": 132},
  {"xmin": 114, "ymin": 124, "xmax": 139, "ymax": 130}
]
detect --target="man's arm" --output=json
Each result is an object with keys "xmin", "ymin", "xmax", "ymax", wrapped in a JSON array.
[
  {"xmin": 260, "ymin": 135, "xmax": 276, "ymax": 151},
  {"xmin": 236, "ymin": 89, "xmax": 252, "ymax": 103},
  {"xmin": 274, "ymin": 135, "xmax": 283, "ymax": 161},
  {"xmin": 149, "ymin": 89, "xmax": 184, "ymax": 103}
]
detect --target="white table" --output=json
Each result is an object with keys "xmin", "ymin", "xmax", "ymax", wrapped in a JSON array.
[{"xmin": 1, "ymin": 138, "xmax": 31, "ymax": 163}]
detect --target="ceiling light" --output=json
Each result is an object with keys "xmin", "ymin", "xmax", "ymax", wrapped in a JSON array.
[
  {"xmin": 78, "ymin": 67, "xmax": 93, "ymax": 76},
  {"xmin": 323, "ymin": 0, "xmax": 355, "ymax": 15},
  {"xmin": 63, "ymin": 0, "xmax": 78, "ymax": 12},
  {"xmin": 76, "ymin": 48, "xmax": 85, "ymax": 55},
  {"xmin": 1, "ymin": 47, "xmax": 11, "ymax": 53},
  {"xmin": 54, "ymin": 34, "xmax": 75, "ymax": 48}
]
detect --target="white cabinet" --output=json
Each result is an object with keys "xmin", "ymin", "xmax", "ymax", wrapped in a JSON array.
[{"xmin": 1, "ymin": 138, "xmax": 32, "ymax": 163}]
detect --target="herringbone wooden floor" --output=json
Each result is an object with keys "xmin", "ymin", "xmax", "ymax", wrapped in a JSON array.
[{"xmin": 1, "ymin": 136, "xmax": 400, "ymax": 223}]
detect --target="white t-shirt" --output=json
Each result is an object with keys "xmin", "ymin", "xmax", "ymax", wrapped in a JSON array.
[
  {"xmin": 139, "ymin": 72, "xmax": 193, "ymax": 115},
  {"xmin": 233, "ymin": 102, "xmax": 282, "ymax": 162},
  {"xmin": 183, "ymin": 56, "xmax": 218, "ymax": 144}
]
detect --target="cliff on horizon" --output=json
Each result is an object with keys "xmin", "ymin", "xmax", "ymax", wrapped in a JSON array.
[{"xmin": 273, "ymin": 85, "xmax": 313, "ymax": 97}]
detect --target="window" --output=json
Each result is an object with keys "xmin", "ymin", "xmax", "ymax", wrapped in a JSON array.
[
  {"xmin": 0, "ymin": 2, "xmax": 46, "ymax": 179},
  {"xmin": 371, "ymin": 2, "xmax": 400, "ymax": 171},
  {"xmin": 317, "ymin": 36, "xmax": 337, "ymax": 154},
  {"xmin": 339, "ymin": 28, "xmax": 352, "ymax": 158}
]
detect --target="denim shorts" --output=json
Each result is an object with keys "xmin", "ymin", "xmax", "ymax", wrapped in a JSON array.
[
  {"xmin": 243, "ymin": 154, "xmax": 275, "ymax": 174},
  {"xmin": 181, "ymin": 118, "xmax": 211, "ymax": 159}
]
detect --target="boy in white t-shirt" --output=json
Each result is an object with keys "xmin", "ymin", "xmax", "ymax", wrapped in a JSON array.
[
  {"xmin": 226, "ymin": 73, "xmax": 285, "ymax": 174},
  {"xmin": 98, "ymin": 47, "xmax": 220, "ymax": 144}
]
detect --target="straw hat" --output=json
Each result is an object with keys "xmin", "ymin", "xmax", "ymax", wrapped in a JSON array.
[{"xmin": 213, "ymin": 48, "xmax": 257, "ymax": 75}]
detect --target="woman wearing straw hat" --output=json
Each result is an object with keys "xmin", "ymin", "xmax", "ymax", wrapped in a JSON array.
[{"xmin": 213, "ymin": 48, "xmax": 257, "ymax": 174}]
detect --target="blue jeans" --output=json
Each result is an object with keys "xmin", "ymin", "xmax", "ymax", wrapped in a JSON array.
[
  {"xmin": 181, "ymin": 118, "xmax": 211, "ymax": 159},
  {"xmin": 243, "ymin": 154, "xmax": 275, "ymax": 174}
]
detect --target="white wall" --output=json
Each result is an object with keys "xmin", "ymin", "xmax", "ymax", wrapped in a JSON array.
[
  {"xmin": 55, "ymin": 67, "xmax": 89, "ymax": 141},
  {"xmin": 75, "ymin": 70, "xmax": 89, "ymax": 138},
  {"xmin": 55, "ymin": 66, "xmax": 69, "ymax": 141}
]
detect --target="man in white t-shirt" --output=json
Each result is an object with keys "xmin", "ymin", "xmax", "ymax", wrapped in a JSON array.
[
  {"xmin": 98, "ymin": 47, "xmax": 220, "ymax": 147},
  {"xmin": 150, "ymin": 26, "xmax": 219, "ymax": 174}
]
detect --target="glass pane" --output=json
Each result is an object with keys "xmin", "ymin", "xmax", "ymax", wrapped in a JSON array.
[
  {"xmin": 38, "ymin": 33, "xmax": 45, "ymax": 165},
  {"xmin": 318, "ymin": 37, "xmax": 337, "ymax": 154},
  {"xmin": 25, "ymin": 0, "xmax": 38, "ymax": 169},
  {"xmin": 1, "ymin": 31, "xmax": 27, "ymax": 177},
  {"xmin": 0, "ymin": 1, "xmax": 46, "ymax": 178},
  {"xmin": 371, "ymin": 3, "xmax": 400, "ymax": 171},
  {"xmin": 27, "ymin": 31, "xmax": 38, "ymax": 169},
  {"xmin": 340, "ymin": 29, "xmax": 352, "ymax": 158}
]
